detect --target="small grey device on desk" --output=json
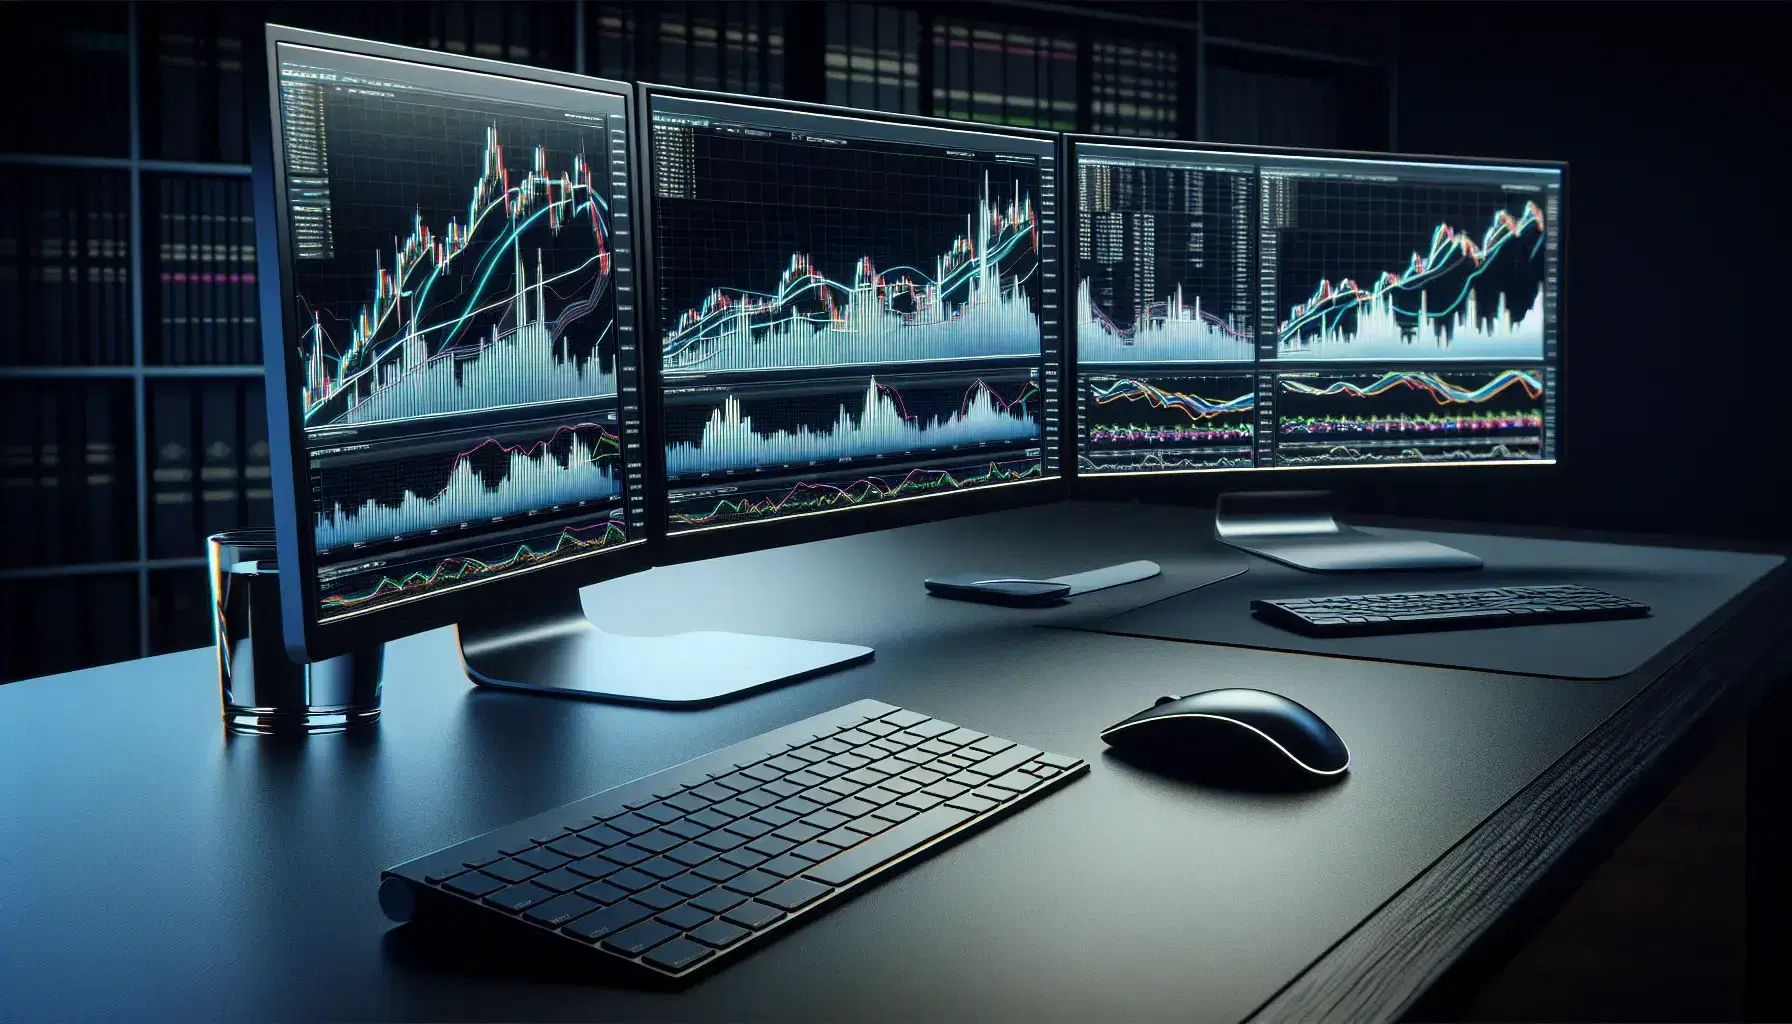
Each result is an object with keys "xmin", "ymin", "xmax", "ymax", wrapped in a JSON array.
[
  {"xmin": 924, "ymin": 560, "xmax": 1163, "ymax": 607},
  {"xmin": 1213, "ymin": 490, "xmax": 1483, "ymax": 572}
]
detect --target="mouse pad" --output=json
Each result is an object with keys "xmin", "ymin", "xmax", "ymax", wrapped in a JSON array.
[{"xmin": 1060, "ymin": 529, "xmax": 1785, "ymax": 680}]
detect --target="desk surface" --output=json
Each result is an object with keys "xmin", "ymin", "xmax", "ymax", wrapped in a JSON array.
[{"xmin": 4, "ymin": 501, "xmax": 1789, "ymax": 1023}]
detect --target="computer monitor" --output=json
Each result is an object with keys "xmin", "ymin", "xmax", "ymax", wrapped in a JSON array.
[
  {"xmin": 1066, "ymin": 136, "xmax": 1562, "ymax": 481},
  {"xmin": 638, "ymin": 86, "xmax": 1064, "ymax": 564},
  {"xmin": 252, "ymin": 28, "xmax": 654, "ymax": 663}
]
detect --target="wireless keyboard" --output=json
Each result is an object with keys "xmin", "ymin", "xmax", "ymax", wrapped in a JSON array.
[
  {"xmin": 1252, "ymin": 583, "xmax": 1650, "ymax": 637},
  {"xmin": 379, "ymin": 699, "xmax": 1087, "ymax": 979}
]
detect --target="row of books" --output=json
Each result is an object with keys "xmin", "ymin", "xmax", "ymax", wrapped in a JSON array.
[
  {"xmin": 146, "ymin": 3, "xmax": 250, "ymax": 165},
  {"xmin": 0, "ymin": 381, "xmax": 135, "ymax": 569},
  {"xmin": 0, "ymin": 169, "xmax": 134, "ymax": 366},
  {"xmin": 152, "ymin": 175, "xmax": 261, "ymax": 366},
  {"xmin": 149, "ymin": 378, "xmax": 274, "ymax": 558}
]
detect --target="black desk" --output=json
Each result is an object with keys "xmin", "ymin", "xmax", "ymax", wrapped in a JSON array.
[{"xmin": 4, "ymin": 502, "xmax": 1789, "ymax": 1022}]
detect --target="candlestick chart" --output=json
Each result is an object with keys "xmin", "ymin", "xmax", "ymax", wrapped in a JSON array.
[
  {"xmin": 661, "ymin": 175, "xmax": 1041, "ymax": 373},
  {"xmin": 1269, "ymin": 174, "xmax": 1552, "ymax": 361},
  {"xmin": 1079, "ymin": 373, "xmax": 1257, "ymax": 473},
  {"xmin": 1272, "ymin": 369, "xmax": 1545, "ymax": 466},
  {"xmin": 294, "ymin": 107, "xmax": 620, "ymax": 428}
]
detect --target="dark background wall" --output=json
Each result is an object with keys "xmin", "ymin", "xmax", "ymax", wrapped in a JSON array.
[{"xmin": 1383, "ymin": 1, "xmax": 1792, "ymax": 542}]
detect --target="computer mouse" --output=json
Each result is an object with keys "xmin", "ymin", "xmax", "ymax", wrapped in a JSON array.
[{"xmin": 1100, "ymin": 688, "xmax": 1350, "ymax": 788}]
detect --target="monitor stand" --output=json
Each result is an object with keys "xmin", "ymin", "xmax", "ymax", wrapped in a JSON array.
[
  {"xmin": 1212, "ymin": 490, "xmax": 1483, "ymax": 573},
  {"xmin": 457, "ymin": 588, "xmax": 874, "ymax": 707}
]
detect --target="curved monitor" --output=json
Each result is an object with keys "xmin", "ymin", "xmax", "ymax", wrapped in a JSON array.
[
  {"xmin": 639, "ymin": 86, "xmax": 1065, "ymax": 563},
  {"xmin": 253, "ymin": 27, "xmax": 651, "ymax": 661},
  {"xmin": 1066, "ymin": 135, "xmax": 1563, "ymax": 480}
]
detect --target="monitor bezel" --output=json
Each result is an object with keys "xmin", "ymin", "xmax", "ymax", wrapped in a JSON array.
[
  {"xmin": 252, "ymin": 25, "xmax": 654, "ymax": 664},
  {"xmin": 635, "ymin": 84, "xmax": 1068, "ymax": 568},
  {"xmin": 1060, "ymin": 132, "xmax": 1568, "ymax": 499}
]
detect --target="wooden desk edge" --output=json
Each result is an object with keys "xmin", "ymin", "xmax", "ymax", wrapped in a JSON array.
[{"xmin": 1243, "ymin": 556, "xmax": 1792, "ymax": 1024}]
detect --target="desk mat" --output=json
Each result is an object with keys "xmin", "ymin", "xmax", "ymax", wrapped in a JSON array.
[{"xmin": 1062, "ymin": 529, "xmax": 1784, "ymax": 680}]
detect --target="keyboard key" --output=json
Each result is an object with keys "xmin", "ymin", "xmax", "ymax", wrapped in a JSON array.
[
  {"xmin": 599, "ymin": 845, "xmax": 651, "ymax": 867},
  {"xmin": 946, "ymin": 793, "xmax": 999, "ymax": 814},
  {"xmin": 836, "ymin": 729, "xmax": 876, "ymax": 745},
  {"xmin": 808, "ymin": 762, "xmax": 849, "ymax": 780},
  {"xmin": 829, "ymin": 752, "xmax": 872, "ymax": 770},
  {"xmin": 576, "ymin": 880, "xmax": 632, "ymax": 905},
  {"xmin": 662, "ymin": 818, "xmax": 709, "ymax": 840},
  {"xmin": 856, "ymin": 786, "xmax": 902, "ymax": 806},
  {"xmin": 636, "ymin": 803, "xmax": 683, "ymax": 824},
  {"xmin": 666, "ymin": 842, "xmax": 717, "ymax": 867},
  {"xmin": 635, "ymin": 856, "xmax": 684, "ymax": 880},
  {"xmin": 693, "ymin": 859, "xmax": 745, "ymax": 883},
  {"xmin": 563, "ymin": 901, "xmax": 654, "ymax": 942},
  {"xmin": 860, "ymin": 720, "xmax": 898, "ymax": 737},
  {"xmin": 529, "ymin": 867, "xmax": 589, "ymax": 893},
  {"xmin": 803, "ymin": 809, "xmax": 851, "ymax": 831},
  {"xmin": 747, "ymin": 835, "xmax": 796, "ymax": 857},
  {"xmin": 881, "ymin": 709, "xmax": 929, "ymax": 729},
  {"xmin": 921, "ymin": 780, "xmax": 968, "ymax": 800},
  {"xmin": 712, "ymin": 799, "xmax": 757, "ymax": 818},
  {"xmin": 643, "ymin": 937, "xmax": 714, "ymax": 972},
  {"xmin": 691, "ymin": 783, "xmax": 735, "ymax": 803},
  {"xmin": 722, "ymin": 901, "xmax": 784, "ymax": 930},
  {"xmin": 603, "ymin": 868, "xmax": 659, "ymax": 892},
  {"xmin": 765, "ymin": 755, "xmax": 808, "ymax": 773},
  {"xmin": 788, "ymin": 842, "xmax": 839, "ymax": 866},
  {"xmin": 630, "ymin": 830, "xmax": 683, "ymax": 854},
  {"xmin": 724, "ymin": 817, "xmax": 775, "ymax": 839},
  {"xmin": 606, "ymin": 813, "xmax": 658, "ymax": 836},
  {"xmin": 897, "ymin": 792, "xmax": 945, "ymax": 812},
  {"xmin": 546, "ymin": 835, "xmax": 603, "ymax": 860},
  {"xmin": 602, "ymin": 920, "xmax": 679, "ymax": 957},
  {"xmin": 663, "ymin": 793, "xmax": 712, "ymax": 815},
  {"xmin": 902, "ymin": 767, "xmax": 944, "ymax": 786},
  {"xmin": 917, "ymin": 740, "xmax": 957, "ymax": 757},
  {"xmin": 773, "ymin": 822, "xmax": 825, "ymax": 844},
  {"xmin": 818, "ymin": 826, "xmax": 864, "ymax": 848},
  {"xmin": 847, "ymin": 815, "xmax": 894, "ymax": 836},
  {"xmin": 524, "ymin": 891, "xmax": 599, "ymax": 927},
  {"xmin": 631, "ymin": 886, "xmax": 684, "ymax": 910},
  {"xmin": 722, "ymin": 870, "xmax": 781, "ymax": 896},
  {"xmin": 805, "ymin": 805, "xmax": 975, "ymax": 886},
  {"xmin": 970, "ymin": 745, "xmax": 1041, "ymax": 779},
  {"xmin": 989, "ymin": 770, "xmax": 1043, "ymax": 793},
  {"xmin": 872, "ymin": 803, "xmax": 920, "ymax": 824},
  {"xmin": 483, "ymin": 859, "xmax": 541, "ymax": 884},
  {"xmin": 578, "ymin": 824, "xmax": 631, "ymax": 848},
  {"xmin": 689, "ymin": 919, "xmax": 751, "ymax": 948},
  {"xmin": 686, "ymin": 808, "xmax": 733, "ymax": 830},
  {"xmin": 820, "ymin": 778, "xmax": 864, "ymax": 798},
  {"xmin": 442, "ymin": 872, "xmax": 507, "ymax": 898},
  {"xmin": 690, "ymin": 887, "xmax": 748, "ymax": 915},
  {"xmin": 424, "ymin": 866, "xmax": 467, "ymax": 884},
  {"xmin": 714, "ymin": 772, "xmax": 759, "ymax": 793},
  {"xmin": 741, "ymin": 763, "xmax": 786, "ymax": 783},
  {"xmin": 752, "ymin": 806, "xmax": 800, "ymax": 827},
  {"xmin": 759, "ymin": 877, "xmax": 832, "ymax": 912},
  {"xmin": 831, "ymin": 797, "xmax": 878, "ymax": 818},
  {"xmin": 937, "ymin": 728, "xmax": 986, "ymax": 747},
  {"xmin": 758, "ymin": 853, "xmax": 814, "ymax": 878},
  {"xmin": 485, "ymin": 882, "xmax": 556, "ymax": 913},
  {"xmin": 496, "ymin": 840, "xmax": 537, "ymax": 856},
  {"xmin": 867, "ymin": 757, "xmax": 911, "ymax": 776},
  {"xmin": 896, "ymin": 749, "xmax": 934, "ymax": 766},
  {"xmin": 970, "ymin": 736, "xmax": 1014, "ymax": 755},
  {"xmin": 662, "ymin": 873, "xmax": 713, "ymax": 898},
  {"xmin": 720, "ymin": 848, "xmax": 768, "ymax": 870},
  {"xmin": 845, "ymin": 768, "xmax": 890, "ymax": 788},
  {"xmin": 568, "ymin": 855, "xmax": 619, "ymax": 880},
  {"xmin": 777, "ymin": 796, "xmax": 823, "ymax": 817},
  {"xmin": 786, "ymin": 745, "xmax": 829, "ymax": 764}
]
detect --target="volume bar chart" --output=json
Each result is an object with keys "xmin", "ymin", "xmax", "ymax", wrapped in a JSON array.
[
  {"xmin": 1077, "ymin": 281, "xmax": 1254, "ymax": 362},
  {"xmin": 662, "ymin": 176, "xmax": 1041, "ymax": 373},
  {"xmin": 316, "ymin": 423, "xmax": 621, "ymax": 549},
  {"xmin": 666, "ymin": 376, "xmax": 1040, "ymax": 477}
]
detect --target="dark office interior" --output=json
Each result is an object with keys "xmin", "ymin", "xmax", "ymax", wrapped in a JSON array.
[{"xmin": 1, "ymin": 2, "xmax": 1787, "ymax": 1021}]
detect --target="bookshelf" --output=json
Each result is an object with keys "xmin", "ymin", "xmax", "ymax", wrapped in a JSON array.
[{"xmin": 0, "ymin": 0, "xmax": 1393, "ymax": 682}]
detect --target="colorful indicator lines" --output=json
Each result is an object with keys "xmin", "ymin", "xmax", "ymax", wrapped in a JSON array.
[
  {"xmin": 320, "ymin": 519, "xmax": 628, "ymax": 612},
  {"xmin": 1089, "ymin": 379, "xmax": 1255, "ymax": 421},
  {"xmin": 1279, "ymin": 411, "xmax": 1543, "ymax": 436},
  {"xmin": 672, "ymin": 459, "xmax": 1042, "ymax": 527},
  {"xmin": 1091, "ymin": 424, "xmax": 1254, "ymax": 444},
  {"xmin": 1277, "ymin": 369, "xmax": 1543, "ymax": 405}
]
